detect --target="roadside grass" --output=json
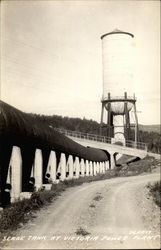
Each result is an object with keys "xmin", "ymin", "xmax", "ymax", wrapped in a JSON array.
[
  {"xmin": 115, "ymin": 155, "xmax": 159, "ymax": 177},
  {"xmin": 147, "ymin": 181, "xmax": 161, "ymax": 207},
  {"xmin": 0, "ymin": 190, "xmax": 56, "ymax": 232},
  {"xmin": 0, "ymin": 155, "xmax": 160, "ymax": 239}
]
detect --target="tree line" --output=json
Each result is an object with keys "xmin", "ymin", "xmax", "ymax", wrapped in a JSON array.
[{"xmin": 30, "ymin": 113, "xmax": 161, "ymax": 154}]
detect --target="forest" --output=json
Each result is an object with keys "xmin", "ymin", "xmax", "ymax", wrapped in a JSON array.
[{"xmin": 30, "ymin": 113, "xmax": 161, "ymax": 154}]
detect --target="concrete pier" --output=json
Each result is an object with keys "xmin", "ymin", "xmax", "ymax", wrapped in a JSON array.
[
  {"xmin": 9, "ymin": 146, "xmax": 22, "ymax": 202},
  {"xmin": 97, "ymin": 162, "xmax": 99, "ymax": 173},
  {"xmin": 60, "ymin": 153, "xmax": 66, "ymax": 181},
  {"xmin": 89, "ymin": 161, "xmax": 93, "ymax": 176},
  {"xmin": 102, "ymin": 162, "xmax": 105, "ymax": 173},
  {"xmin": 75, "ymin": 157, "xmax": 80, "ymax": 179},
  {"xmin": 105, "ymin": 161, "xmax": 109, "ymax": 170},
  {"xmin": 100, "ymin": 162, "xmax": 103, "ymax": 173},
  {"xmin": 93, "ymin": 162, "xmax": 97, "ymax": 176},
  {"xmin": 80, "ymin": 158, "xmax": 85, "ymax": 177},
  {"xmin": 34, "ymin": 149, "xmax": 43, "ymax": 190},
  {"xmin": 48, "ymin": 151, "xmax": 57, "ymax": 182},
  {"xmin": 68, "ymin": 155, "xmax": 74, "ymax": 179},
  {"xmin": 85, "ymin": 160, "xmax": 89, "ymax": 176},
  {"xmin": 110, "ymin": 154, "xmax": 116, "ymax": 169}
]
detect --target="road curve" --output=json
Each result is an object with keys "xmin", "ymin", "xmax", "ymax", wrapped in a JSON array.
[{"xmin": 1, "ymin": 172, "xmax": 160, "ymax": 249}]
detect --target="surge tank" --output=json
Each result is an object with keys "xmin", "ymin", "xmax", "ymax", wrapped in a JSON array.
[
  {"xmin": 100, "ymin": 29, "xmax": 138, "ymax": 143},
  {"xmin": 101, "ymin": 29, "xmax": 134, "ymax": 114}
]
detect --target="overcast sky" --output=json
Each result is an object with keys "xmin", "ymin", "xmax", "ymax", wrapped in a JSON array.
[{"xmin": 1, "ymin": 0, "xmax": 160, "ymax": 125}]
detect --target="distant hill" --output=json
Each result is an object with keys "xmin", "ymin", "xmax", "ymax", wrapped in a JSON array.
[{"xmin": 139, "ymin": 124, "xmax": 160, "ymax": 134}]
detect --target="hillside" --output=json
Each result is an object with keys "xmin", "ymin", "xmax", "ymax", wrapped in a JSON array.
[
  {"xmin": 139, "ymin": 124, "xmax": 160, "ymax": 134},
  {"xmin": 28, "ymin": 113, "xmax": 160, "ymax": 154},
  {"xmin": 31, "ymin": 113, "xmax": 160, "ymax": 134}
]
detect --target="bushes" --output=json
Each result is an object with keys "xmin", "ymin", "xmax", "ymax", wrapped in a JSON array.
[
  {"xmin": 114, "ymin": 156, "xmax": 159, "ymax": 177},
  {"xmin": 122, "ymin": 156, "xmax": 157, "ymax": 175},
  {"xmin": 0, "ymin": 199, "xmax": 32, "ymax": 231},
  {"xmin": 0, "ymin": 189, "xmax": 58, "ymax": 232},
  {"xmin": 147, "ymin": 181, "xmax": 161, "ymax": 207}
]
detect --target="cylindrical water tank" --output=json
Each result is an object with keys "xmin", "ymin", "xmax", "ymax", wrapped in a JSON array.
[{"xmin": 101, "ymin": 29, "xmax": 134, "ymax": 114}]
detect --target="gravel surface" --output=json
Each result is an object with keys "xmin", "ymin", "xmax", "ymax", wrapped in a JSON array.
[{"xmin": 1, "ymin": 172, "xmax": 160, "ymax": 249}]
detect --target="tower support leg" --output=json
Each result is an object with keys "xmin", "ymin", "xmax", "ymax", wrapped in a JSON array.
[
  {"xmin": 124, "ymin": 92, "xmax": 130, "ymax": 141},
  {"xmin": 133, "ymin": 102, "xmax": 139, "ymax": 146},
  {"xmin": 125, "ymin": 108, "xmax": 130, "ymax": 141},
  {"xmin": 100, "ymin": 102, "xmax": 105, "ymax": 135},
  {"xmin": 107, "ymin": 104, "xmax": 113, "ymax": 138}
]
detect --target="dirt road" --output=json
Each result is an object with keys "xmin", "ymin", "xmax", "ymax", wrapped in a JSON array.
[{"xmin": 1, "ymin": 172, "xmax": 160, "ymax": 249}]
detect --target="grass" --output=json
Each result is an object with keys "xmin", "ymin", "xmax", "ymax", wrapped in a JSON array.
[
  {"xmin": 0, "ymin": 189, "xmax": 56, "ymax": 232},
  {"xmin": 0, "ymin": 155, "xmax": 159, "ymax": 239},
  {"xmin": 115, "ymin": 155, "xmax": 159, "ymax": 177},
  {"xmin": 147, "ymin": 181, "xmax": 161, "ymax": 207}
]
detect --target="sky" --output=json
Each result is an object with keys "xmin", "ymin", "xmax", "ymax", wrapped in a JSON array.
[{"xmin": 1, "ymin": 0, "xmax": 160, "ymax": 125}]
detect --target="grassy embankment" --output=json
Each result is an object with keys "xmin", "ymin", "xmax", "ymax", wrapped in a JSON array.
[{"xmin": 0, "ymin": 155, "xmax": 160, "ymax": 237}]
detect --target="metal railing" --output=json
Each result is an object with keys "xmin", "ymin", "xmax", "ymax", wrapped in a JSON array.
[
  {"xmin": 55, "ymin": 128, "xmax": 147, "ymax": 151},
  {"xmin": 101, "ymin": 95, "xmax": 136, "ymax": 101}
]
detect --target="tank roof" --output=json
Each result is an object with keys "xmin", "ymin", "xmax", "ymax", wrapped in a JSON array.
[{"xmin": 101, "ymin": 29, "xmax": 134, "ymax": 39}]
